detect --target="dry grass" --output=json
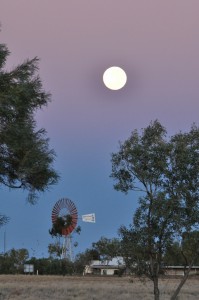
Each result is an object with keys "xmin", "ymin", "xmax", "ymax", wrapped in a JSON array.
[{"xmin": 0, "ymin": 275, "xmax": 198, "ymax": 300}]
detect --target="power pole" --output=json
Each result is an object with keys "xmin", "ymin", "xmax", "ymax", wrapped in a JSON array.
[{"xmin": 4, "ymin": 231, "xmax": 6, "ymax": 254}]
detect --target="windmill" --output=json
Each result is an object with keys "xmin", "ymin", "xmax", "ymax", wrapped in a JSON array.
[{"xmin": 51, "ymin": 198, "xmax": 95, "ymax": 261}]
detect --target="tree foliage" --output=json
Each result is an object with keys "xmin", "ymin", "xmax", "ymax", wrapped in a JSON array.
[
  {"xmin": 111, "ymin": 120, "xmax": 199, "ymax": 300},
  {"xmin": 0, "ymin": 43, "xmax": 59, "ymax": 203},
  {"xmin": 74, "ymin": 249, "xmax": 100, "ymax": 274},
  {"xmin": 8, "ymin": 248, "xmax": 29, "ymax": 266},
  {"xmin": 48, "ymin": 241, "xmax": 62, "ymax": 259},
  {"xmin": 0, "ymin": 247, "xmax": 87, "ymax": 275},
  {"xmin": 49, "ymin": 215, "xmax": 73, "ymax": 237},
  {"xmin": 0, "ymin": 248, "xmax": 29, "ymax": 274},
  {"xmin": 92, "ymin": 237, "xmax": 121, "ymax": 263},
  {"xmin": 164, "ymin": 232, "xmax": 199, "ymax": 267},
  {"xmin": 49, "ymin": 214, "xmax": 81, "ymax": 238},
  {"xmin": 0, "ymin": 214, "xmax": 9, "ymax": 228},
  {"xmin": 163, "ymin": 242, "xmax": 183, "ymax": 266}
]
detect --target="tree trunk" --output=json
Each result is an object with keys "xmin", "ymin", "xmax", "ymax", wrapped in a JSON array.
[
  {"xmin": 150, "ymin": 256, "xmax": 160, "ymax": 300},
  {"xmin": 153, "ymin": 276, "xmax": 160, "ymax": 300},
  {"xmin": 170, "ymin": 258, "xmax": 195, "ymax": 300}
]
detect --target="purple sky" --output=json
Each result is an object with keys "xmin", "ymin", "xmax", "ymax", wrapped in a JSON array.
[{"xmin": 1, "ymin": 0, "xmax": 199, "ymax": 257}]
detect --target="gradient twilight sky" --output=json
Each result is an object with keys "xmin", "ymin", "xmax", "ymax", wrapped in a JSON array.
[{"xmin": 0, "ymin": 0, "xmax": 199, "ymax": 257}]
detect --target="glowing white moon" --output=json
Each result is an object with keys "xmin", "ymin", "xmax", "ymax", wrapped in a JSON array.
[{"xmin": 103, "ymin": 66, "xmax": 127, "ymax": 90}]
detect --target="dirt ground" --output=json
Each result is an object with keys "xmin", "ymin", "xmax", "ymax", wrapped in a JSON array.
[{"xmin": 0, "ymin": 275, "xmax": 198, "ymax": 300}]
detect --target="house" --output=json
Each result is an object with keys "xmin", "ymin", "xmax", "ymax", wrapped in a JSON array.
[
  {"xmin": 84, "ymin": 257, "xmax": 126, "ymax": 276},
  {"xmin": 84, "ymin": 258, "xmax": 199, "ymax": 277}
]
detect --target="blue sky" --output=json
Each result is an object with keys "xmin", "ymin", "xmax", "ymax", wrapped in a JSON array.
[{"xmin": 0, "ymin": 0, "xmax": 199, "ymax": 258}]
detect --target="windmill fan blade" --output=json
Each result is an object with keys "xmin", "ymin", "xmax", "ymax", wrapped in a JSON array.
[{"xmin": 51, "ymin": 198, "xmax": 78, "ymax": 235}]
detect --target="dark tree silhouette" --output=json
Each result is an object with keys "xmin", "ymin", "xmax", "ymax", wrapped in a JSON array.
[{"xmin": 0, "ymin": 43, "xmax": 59, "ymax": 204}]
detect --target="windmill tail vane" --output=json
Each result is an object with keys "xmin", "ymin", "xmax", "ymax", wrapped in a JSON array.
[{"xmin": 82, "ymin": 213, "xmax": 96, "ymax": 223}]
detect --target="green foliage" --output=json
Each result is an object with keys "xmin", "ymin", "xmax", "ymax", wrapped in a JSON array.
[
  {"xmin": 181, "ymin": 231, "xmax": 199, "ymax": 265},
  {"xmin": 163, "ymin": 235, "xmax": 199, "ymax": 267},
  {"xmin": 27, "ymin": 255, "xmax": 85, "ymax": 275},
  {"xmin": 92, "ymin": 237, "xmax": 121, "ymax": 262},
  {"xmin": 73, "ymin": 249, "xmax": 99, "ymax": 275},
  {"xmin": 0, "ymin": 254, "xmax": 15, "ymax": 274},
  {"xmin": 49, "ymin": 216, "xmax": 81, "ymax": 238},
  {"xmin": 164, "ymin": 242, "xmax": 182, "ymax": 266},
  {"xmin": 0, "ymin": 214, "xmax": 9, "ymax": 228},
  {"xmin": 0, "ymin": 43, "xmax": 59, "ymax": 203},
  {"xmin": 119, "ymin": 225, "xmax": 150, "ymax": 276},
  {"xmin": 0, "ymin": 248, "xmax": 29, "ymax": 274},
  {"xmin": 111, "ymin": 120, "xmax": 168, "ymax": 194},
  {"xmin": 49, "ymin": 216, "xmax": 71, "ymax": 237},
  {"xmin": 48, "ymin": 242, "xmax": 62, "ymax": 259},
  {"xmin": 111, "ymin": 120, "xmax": 199, "ymax": 299},
  {"xmin": 76, "ymin": 248, "xmax": 100, "ymax": 264},
  {"xmin": 8, "ymin": 248, "xmax": 29, "ymax": 265},
  {"xmin": 0, "ymin": 251, "xmax": 84, "ymax": 275},
  {"xmin": 0, "ymin": 246, "xmax": 115, "ymax": 276}
]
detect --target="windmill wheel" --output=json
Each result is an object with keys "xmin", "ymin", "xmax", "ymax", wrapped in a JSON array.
[{"xmin": 51, "ymin": 198, "xmax": 78, "ymax": 236}]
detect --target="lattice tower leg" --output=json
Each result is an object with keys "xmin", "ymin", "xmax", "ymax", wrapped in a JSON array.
[{"xmin": 61, "ymin": 235, "xmax": 73, "ymax": 261}]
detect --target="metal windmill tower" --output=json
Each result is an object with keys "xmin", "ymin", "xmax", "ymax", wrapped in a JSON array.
[
  {"xmin": 51, "ymin": 198, "xmax": 78, "ymax": 260},
  {"xmin": 51, "ymin": 198, "xmax": 96, "ymax": 261}
]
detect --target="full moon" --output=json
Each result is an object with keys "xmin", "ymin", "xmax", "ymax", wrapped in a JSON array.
[{"xmin": 103, "ymin": 66, "xmax": 127, "ymax": 90}]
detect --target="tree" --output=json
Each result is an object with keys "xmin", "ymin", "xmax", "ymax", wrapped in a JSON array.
[
  {"xmin": 119, "ymin": 194, "xmax": 175, "ymax": 299},
  {"xmin": 0, "ymin": 248, "xmax": 29, "ymax": 274},
  {"xmin": 0, "ymin": 214, "xmax": 9, "ymax": 227},
  {"xmin": 8, "ymin": 248, "xmax": 29, "ymax": 267},
  {"xmin": 74, "ymin": 249, "xmax": 100, "ymax": 274},
  {"xmin": 163, "ymin": 232, "xmax": 199, "ymax": 267},
  {"xmin": 92, "ymin": 236, "xmax": 121, "ymax": 263},
  {"xmin": 163, "ymin": 241, "xmax": 183, "ymax": 266},
  {"xmin": 0, "ymin": 43, "xmax": 59, "ymax": 204},
  {"xmin": 180, "ymin": 231, "xmax": 199, "ymax": 265},
  {"xmin": 48, "ymin": 241, "xmax": 62, "ymax": 259},
  {"xmin": 111, "ymin": 120, "xmax": 199, "ymax": 300}
]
